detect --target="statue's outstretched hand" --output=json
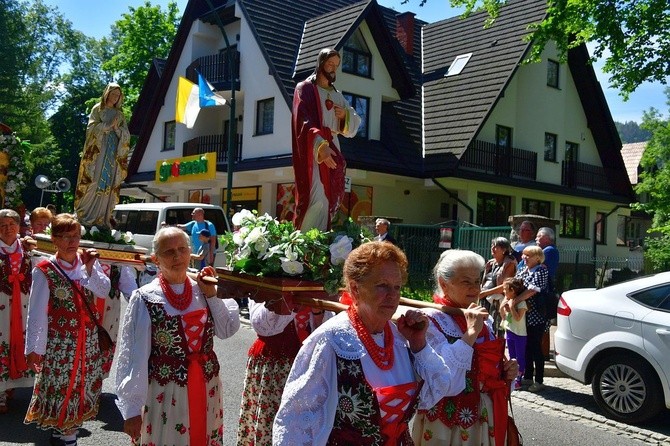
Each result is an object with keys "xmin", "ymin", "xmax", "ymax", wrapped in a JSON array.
[{"xmin": 317, "ymin": 141, "xmax": 337, "ymax": 169}]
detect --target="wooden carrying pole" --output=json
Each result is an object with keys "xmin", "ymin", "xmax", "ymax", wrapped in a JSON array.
[{"xmin": 289, "ymin": 295, "xmax": 464, "ymax": 317}]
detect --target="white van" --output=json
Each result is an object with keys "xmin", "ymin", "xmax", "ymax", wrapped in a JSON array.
[{"xmin": 112, "ymin": 202, "xmax": 231, "ymax": 267}]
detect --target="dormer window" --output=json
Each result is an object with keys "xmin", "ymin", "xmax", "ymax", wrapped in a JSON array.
[
  {"xmin": 343, "ymin": 29, "xmax": 371, "ymax": 78},
  {"xmin": 445, "ymin": 53, "xmax": 472, "ymax": 76}
]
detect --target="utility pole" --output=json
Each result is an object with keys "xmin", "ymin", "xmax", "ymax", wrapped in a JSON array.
[{"xmin": 204, "ymin": 0, "xmax": 237, "ymax": 216}]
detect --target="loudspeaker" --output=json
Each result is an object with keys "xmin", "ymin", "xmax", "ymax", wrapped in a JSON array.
[{"xmin": 56, "ymin": 178, "xmax": 71, "ymax": 192}]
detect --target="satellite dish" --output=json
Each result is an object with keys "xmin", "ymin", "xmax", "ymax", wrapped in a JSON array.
[
  {"xmin": 35, "ymin": 175, "xmax": 51, "ymax": 189},
  {"xmin": 56, "ymin": 178, "xmax": 71, "ymax": 192}
]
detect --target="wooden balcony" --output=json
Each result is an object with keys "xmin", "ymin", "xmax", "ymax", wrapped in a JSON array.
[
  {"xmin": 459, "ymin": 139, "xmax": 537, "ymax": 180},
  {"xmin": 186, "ymin": 49, "xmax": 240, "ymax": 91},
  {"xmin": 561, "ymin": 160, "xmax": 610, "ymax": 192},
  {"xmin": 183, "ymin": 134, "xmax": 243, "ymax": 164}
]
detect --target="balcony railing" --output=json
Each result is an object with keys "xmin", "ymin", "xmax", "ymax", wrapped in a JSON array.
[
  {"xmin": 459, "ymin": 139, "xmax": 537, "ymax": 180},
  {"xmin": 561, "ymin": 160, "xmax": 610, "ymax": 192},
  {"xmin": 183, "ymin": 134, "xmax": 243, "ymax": 164},
  {"xmin": 186, "ymin": 49, "xmax": 240, "ymax": 91}
]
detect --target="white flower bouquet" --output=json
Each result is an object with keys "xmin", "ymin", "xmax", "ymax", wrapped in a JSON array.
[
  {"xmin": 221, "ymin": 210, "xmax": 372, "ymax": 295},
  {"xmin": 80, "ymin": 225, "xmax": 135, "ymax": 245}
]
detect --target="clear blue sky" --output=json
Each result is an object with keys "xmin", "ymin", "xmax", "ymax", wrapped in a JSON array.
[{"xmin": 44, "ymin": 0, "xmax": 668, "ymax": 123}]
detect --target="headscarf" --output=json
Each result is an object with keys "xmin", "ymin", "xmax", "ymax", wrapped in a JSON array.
[{"xmin": 100, "ymin": 82, "xmax": 124, "ymax": 110}]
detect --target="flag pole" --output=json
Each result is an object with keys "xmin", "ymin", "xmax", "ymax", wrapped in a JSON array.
[{"xmin": 204, "ymin": 0, "xmax": 237, "ymax": 218}]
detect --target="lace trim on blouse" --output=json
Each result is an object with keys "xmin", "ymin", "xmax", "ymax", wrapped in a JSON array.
[{"xmin": 318, "ymin": 312, "xmax": 409, "ymax": 360}]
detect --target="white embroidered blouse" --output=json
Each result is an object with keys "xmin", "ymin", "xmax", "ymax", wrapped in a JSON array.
[
  {"xmin": 418, "ymin": 307, "xmax": 496, "ymax": 410},
  {"xmin": 248, "ymin": 298, "xmax": 333, "ymax": 336},
  {"xmin": 25, "ymin": 255, "xmax": 111, "ymax": 356},
  {"xmin": 272, "ymin": 311, "xmax": 474, "ymax": 445},
  {"xmin": 114, "ymin": 278, "xmax": 240, "ymax": 420}
]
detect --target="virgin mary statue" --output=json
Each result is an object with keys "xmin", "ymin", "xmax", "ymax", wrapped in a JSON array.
[{"xmin": 74, "ymin": 82, "xmax": 131, "ymax": 228}]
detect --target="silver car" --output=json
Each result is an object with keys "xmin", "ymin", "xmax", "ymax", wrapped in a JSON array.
[{"xmin": 555, "ymin": 271, "xmax": 670, "ymax": 424}]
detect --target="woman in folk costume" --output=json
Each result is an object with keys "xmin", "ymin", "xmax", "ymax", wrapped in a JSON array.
[
  {"xmin": 0, "ymin": 209, "xmax": 34, "ymax": 414},
  {"xmin": 237, "ymin": 297, "xmax": 332, "ymax": 445},
  {"xmin": 412, "ymin": 250, "xmax": 519, "ymax": 446},
  {"xmin": 96, "ymin": 264, "xmax": 137, "ymax": 375},
  {"xmin": 273, "ymin": 242, "xmax": 477, "ymax": 445},
  {"xmin": 115, "ymin": 227, "xmax": 240, "ymax": 446},
  {"xmin": 24, "ymin": 213, "xmax": 111, "ymax": 446}
]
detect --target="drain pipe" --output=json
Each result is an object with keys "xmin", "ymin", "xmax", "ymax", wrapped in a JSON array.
[{"xmin": 431, "ymin": 178, "xmax": 474, "ymax": 224}]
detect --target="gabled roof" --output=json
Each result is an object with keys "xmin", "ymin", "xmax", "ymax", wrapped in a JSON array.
[
  {"xmin": 126, "ymin": 0, "xmax": 634, "ymax": 203},
  {"xmin": 621, "ymin": 141, "xmax": 647, "ymax": 185},
  {"xmin": 291, "ymin": 0, "xmax": 414, "ymax": 99},
  {"xmin": 293, "ymin": 1, "xmax": 370, "ymax": 77},
  {"xmin": 128, "ymin": 0, "xmax": 415, "ymax": 177},
  {"xmin": 422, "ymin": 0, "xmax": 548, "ymax": 157},
  {"xmin": 567, "ymin": 43, "xmax": 633, "ymax": 199},
  {"xmin": 128, "ymin": 0, "xmax": 223, "ymax": 176},
  {"xmin": 238, "ymin": 0, "xmax": 413, "ymax": 105}
]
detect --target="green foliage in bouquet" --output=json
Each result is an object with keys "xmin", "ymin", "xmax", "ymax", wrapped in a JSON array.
[
  {"xmin": 80, "ymin": 225, "xmax": 135, "ymax": 245},
  {"xmin": 220, "ymin": 210, "xmax": 372, "ymax": 295}
]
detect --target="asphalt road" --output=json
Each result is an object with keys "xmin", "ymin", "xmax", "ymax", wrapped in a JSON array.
[
  {"xmin": 1, "ymin": 313, "xmax": 669, "ymax": 445},
  {"xmin": 0, "ymin": 310, "xmax": 256, "ymax": 446}
]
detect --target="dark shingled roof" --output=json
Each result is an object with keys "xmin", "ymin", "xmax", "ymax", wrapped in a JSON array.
[
  {"xmin": 126, "ymin": 0, "xmax": 633, "ymax": 202},
  {"xmin": 128, "ymin": 0, "xmax": 416, "ymax": 178},
  {"xmin": 293, "ymin": 1, "xmax": 371, "ymax": 77},
  {"xmin": 374, "ymin": 7, "xmax": 427, "ymax": 176},
  {"xmin": 238, "ymin": 0, "xmax": 414, "ymax": 105},
  {"xmin": 422, "ymin": 0, "xmax": 547, "ymax": 157},
  {"xmin": 291, "ymin": 0, "xmax": 414, "ymax": 99}
]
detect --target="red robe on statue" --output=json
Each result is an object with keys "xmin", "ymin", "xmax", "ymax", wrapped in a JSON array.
[{"xmin": 291, "ymin": 80, "xmax": 347, "ymax": 230}]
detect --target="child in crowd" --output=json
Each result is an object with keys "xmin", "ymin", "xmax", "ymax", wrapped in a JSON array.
[
  {"xmin": 500, "ymin": 277, "xmax": 528, "ymax": 390},
  {"xmin": 191, "ymin": 228, "xmax": 211, "ymax": 269}
]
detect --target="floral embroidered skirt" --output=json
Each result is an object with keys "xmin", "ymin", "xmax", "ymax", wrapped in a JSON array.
[
  {"xmin": 134, "ymin": 375, "xmax": 223, "ymax": 446},
  {"xmin": 24, "ymin": 327, "xmax": 103, "ymax": 433},
  {"xmin": 0, "ymin": 290, "xmax": 34, "ymax": 392},
  {"xmin": 411, "ymin": 393, "xmax": 496, "ymax": 445},
  {"xmin": 237, "ymin": 354, "xmax": 293, "ymax": 446}
]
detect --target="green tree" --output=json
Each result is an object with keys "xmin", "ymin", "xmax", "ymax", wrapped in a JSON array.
[
  {"xmin": 616, "ymin": 120, "xmax": 652, "ymax": 144},
  {"xmin": 633, "ymin": 88, "xmax": 670, "ymax": 270},
  {"xmin": 46, "ymin": 34, "xmax": 113, "ymax": 210},
  {"xmin": 103, "ymin": 1, "xmax": 180, "ymax": 111},
  {"xmin": 0, "ymin": 0, "xmax": 85, "ymax": 208},
  {"xmin": 403, "ymin": 0, "xmax": 670, "ymax": 99}
]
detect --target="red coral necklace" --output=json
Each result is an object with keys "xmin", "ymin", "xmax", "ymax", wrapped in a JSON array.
[
  {"xmin": 347, "ymin": 306, "xmax": 394, "ymax": 370},
  {"xmin": 159, "ymin": 273, "xmax": 192, "ymax": 311}
]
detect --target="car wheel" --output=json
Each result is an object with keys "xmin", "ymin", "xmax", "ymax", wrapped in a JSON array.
[{"xmin": 591, "ymin": 353, "xmax": 664, "ymax": 424}]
